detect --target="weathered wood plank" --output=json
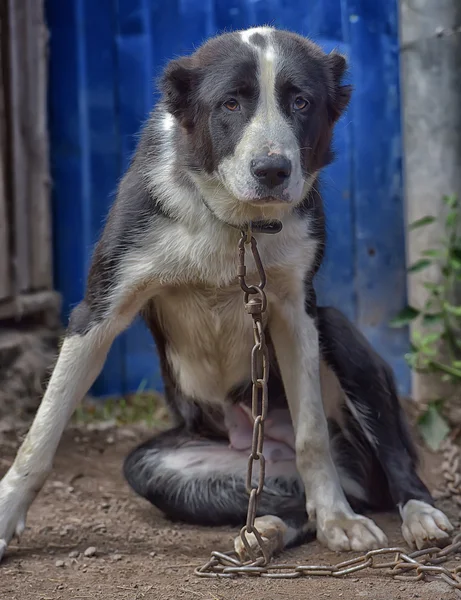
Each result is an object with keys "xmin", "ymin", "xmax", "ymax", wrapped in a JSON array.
[
  {"xmin": 0, "ymin": 290, "xmax": 61, "ymax": 321},
  {"xmin": 7, "ymin": 0, "xmax": 31, "ymax": 293},
  {"xmin": 0, "ymin": 166, "xmax": 9, "ymax": 300},
  {"xmin": 0, "ymin": 5, "xmax": 11, "ymax": 301},
  {"xmin": 26, "ymin": 0, "xmax": 52, "ymax": 290},
  {"xmin": 0, "ymin": 140, "xmax": 9, "ymax": 301}
]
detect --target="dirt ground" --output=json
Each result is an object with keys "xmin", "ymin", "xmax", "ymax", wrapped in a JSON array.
[{"xmin": 0, "ymin": 423, "xmax": 460, "ymax": 600}]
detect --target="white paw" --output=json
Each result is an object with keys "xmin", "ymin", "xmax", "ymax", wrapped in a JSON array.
[
  {"xmin": 317, "ymin": 512, "xmax": 388, "ymax": 552},
  {"xmin": 401, "ymin": 500, "xmax": 454, "ymax": 550},
  {"xmin": 234, "ymin": 515, "xmax": 287, "ymax": 561},
  {"xmin": 0, "ymin": 476, "xmax": 30, "ymax": 562}
]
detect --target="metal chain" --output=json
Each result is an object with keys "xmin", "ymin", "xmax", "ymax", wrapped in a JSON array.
[
  {"xmin": 195, "ymin": 228, "xmax": 461, "ymax": 593},
  {"xmin": 236, "ymin": 227, "xmax": 271, "ymax": 565},
  {"xmin": 434, "ymin": 429, "xmax": 461, "ymax": 507}
]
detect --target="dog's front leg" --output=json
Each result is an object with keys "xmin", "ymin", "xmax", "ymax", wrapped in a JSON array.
[
  {"xmin": 269, "ymin": 293, "xmax": 388, "ymax": 551},
  {"xmin": 0, "ymin": 295, "xmax": 143, "ymax": 561}
]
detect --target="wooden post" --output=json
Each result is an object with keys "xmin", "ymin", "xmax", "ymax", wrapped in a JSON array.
[
  {"xmin": 0, "ymin": 12, "xmax": 11, "ymax": 301},
  {"xmin": 0, "ymin": 0, "xmax": 53, "ymax": 312},
  {"xmin": 399, "ymin": 0, "xmax": 461, "ymax": 405},
  {"xmin": 25, "ymin": 0, "xmax": 52, "ymax": 291},
  {"xmin": 7, "ymin": 0, "xmax": 31, "ymax": 294}
]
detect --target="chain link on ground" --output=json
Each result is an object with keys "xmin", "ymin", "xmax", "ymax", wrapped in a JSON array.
[{"xmin": 196, "ymin": 227, "xmax": 461, "ymax": 593}]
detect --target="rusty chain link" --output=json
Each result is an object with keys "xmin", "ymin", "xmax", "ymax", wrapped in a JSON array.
[
  {"xmin": 196, "ymin": 537, "xmax": 461, "ymax": 585},
  {"xmin": 236, "ymin": 226, "xmax": 272, "ymax": 565},
  {"xmin": 434, "ymin": 429, "xmax": 461, "ymax": 508},
  {"xmin": 196, "ymin": 227, "xmax": 461, "ymax": 593}
]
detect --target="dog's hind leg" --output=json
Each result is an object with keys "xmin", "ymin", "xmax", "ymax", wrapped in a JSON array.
[
  {"xmin": 317, "ymin": 306, "xmax": 454, "ymax": 550},
  {"xmin": 124, "ymin": 426, "xmax": 310, "ymax": 558}
]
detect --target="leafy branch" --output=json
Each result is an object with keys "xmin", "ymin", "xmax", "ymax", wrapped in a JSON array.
[{"xmin": 391, "ymin": 195, "xmax": 461, "ymax": 449}]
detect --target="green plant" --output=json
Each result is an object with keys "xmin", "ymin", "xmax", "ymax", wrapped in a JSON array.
[
  {"xmin": 391, "ymin": 195, "xmax": 461, "ymax": 449},
  {"xmin": 74, "ymin": 382, "xmax": 169, "ymax": 428}
]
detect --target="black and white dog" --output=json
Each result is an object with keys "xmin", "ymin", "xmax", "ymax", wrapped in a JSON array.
[{"xmin": 0, "ymin": 27, "xmax": 453, "ymax": 560}]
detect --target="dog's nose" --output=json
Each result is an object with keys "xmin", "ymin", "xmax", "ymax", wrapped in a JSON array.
[{"xmin": 250, "ymin": 155, "xmax": 292, "ymax": 188}]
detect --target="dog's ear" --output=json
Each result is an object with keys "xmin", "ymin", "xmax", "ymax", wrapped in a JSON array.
[
  {"xmin": 326, "ymin": 52, "xmax": 352, "ymax": 123},
  {"xmin": 160, "ymin": 57, "xmax": 201, "ymax": 128}
]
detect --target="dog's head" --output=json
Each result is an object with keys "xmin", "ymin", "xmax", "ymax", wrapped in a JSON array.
[{"xmin": 161, "ymin": 27, "xmax": 351, "ymax": 223}]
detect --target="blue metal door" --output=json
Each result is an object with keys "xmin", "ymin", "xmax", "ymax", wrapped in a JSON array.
[{"xmin": 47, "ymin": 0, "xmax": 409, "ymax": 396}]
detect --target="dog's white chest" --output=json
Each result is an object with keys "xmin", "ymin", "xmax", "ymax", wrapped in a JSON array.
[{"xmin": 154, "ymin": 284, "xmax": 258, "ymax": 404}]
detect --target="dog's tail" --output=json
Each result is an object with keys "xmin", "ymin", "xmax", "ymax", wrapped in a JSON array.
[{"xmin": 123, "ymin": 426, "xmax": 307, "ymax": 530}]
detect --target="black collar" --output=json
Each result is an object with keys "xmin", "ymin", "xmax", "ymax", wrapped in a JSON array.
[
  {"xmin": 201, "ymin": 197, "xmax": 283, "ymax": 235},
  {"xmin": 244, "ymin": 220, "xmax": 283, "ymax": 234}
]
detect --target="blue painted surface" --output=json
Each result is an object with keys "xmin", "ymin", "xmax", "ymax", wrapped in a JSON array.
[
  {"xmin": 344, "ymin": 0, "xmax": 409, "ymax": 388},
  {"xmin": 46, "ymin": 0, "xmax": 410, "ymax": 396}
]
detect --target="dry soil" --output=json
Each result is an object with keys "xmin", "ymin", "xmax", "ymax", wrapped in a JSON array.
[{"xmin": 0, "ymin": 424, "xmax": 459, "ymax": 600}]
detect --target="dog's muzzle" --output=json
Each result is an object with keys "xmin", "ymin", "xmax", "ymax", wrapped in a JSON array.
[{"xmin": 250, "ymin": 154, "xmax": 292, "ymax": 189}]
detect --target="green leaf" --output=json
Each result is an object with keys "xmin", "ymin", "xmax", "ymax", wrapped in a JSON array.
[
  {"xmin": 422, "ymin": 313, "xmax": 443, "ymax": 326},
  {"xmin": 443, "ymin": 195, "xmax": 458, "ymax": 209},
  {"xmin": 409, "ymin": 215, "xmax": 436, "ymax": 230},
  {"xmin": 420, "ymin": 332, "xmax": 442, "ymax": 346},
  {"xmin": 449, "ymin": 248, "xmax": 461, "ymax": 271},
  {"xmin": 412, "ymin": 330, "xmax": 423, "ymax": 344},
  {"xmin": 423, "ymin": 282, "xmax": 443, "ymax": 295},
  {"xmin": 441, "ymin": 265, "xmax": 451, "ymax": 278},
  {"xmin": 443, "ymin": 302, "xmax": 461, "ymax": 317},
  {"xmin": 421, "ymin": 249, "xmax": 442, "ymax": 259},
  {"xmin": 420, "ymin": 345, "xmax": 437, "ymax": 357},
  {"xmin": 404, "ymin": 352, "xmax": 419, "ymax": 369},
  {"xmin": 445, "ymin": 209, "xmax": 458, "ymax": 227},
  {"xmin": 408, "ymin": 259, "xmax": 432, "ymax": 273},
  {"xmin": 450, "ymin": 247, "xmax": 461, "ymax": 261},
  {"xmin": 449, "ymin": 259, "xmax": 461, "ymax": 271},
  {"xmin": 418, "ymin": 403, "xmax": 450, "ymax": 451},
  {"xmin": 389, "ymin": 306, "xmax": 420, "ymax": 327}
]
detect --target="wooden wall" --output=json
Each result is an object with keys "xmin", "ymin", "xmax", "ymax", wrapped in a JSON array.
[{"xmin": 0, "ymin": 0, "xmax": 54, "ymax": 320}]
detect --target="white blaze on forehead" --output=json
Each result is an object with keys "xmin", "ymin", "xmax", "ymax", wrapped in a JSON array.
[
  {"xmin": 239, "ymin": 27, "xmax": 279, "ymax": 126},
  {"xmin": 239, "ymin": 26, "xmax": 273, "ymax": 45},
  {"xmin": 259, "ymin": 45, "xmax": 277, "ymax": 113},
  {"xmin": 217, "ymin": 26, "xmax": 305, "ymax": 205}
]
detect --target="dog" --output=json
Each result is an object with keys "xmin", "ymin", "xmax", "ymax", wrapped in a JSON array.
[{"xmin": 0, "ymin": 26, "xmax": 453, "ymax": 561}]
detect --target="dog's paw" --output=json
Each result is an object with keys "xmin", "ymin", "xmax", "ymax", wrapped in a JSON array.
[
  {"xmin": 234, "ymin": 515, "xmax": 287, "ymax": 561},
  {"xmin": 0, "ymin": 476, "xmax": 29, "ymax": 562},
  {"xmin": 317, "ymin": 512, "xmax": 388, "ymax": 552},
  {"xmin": 401, "ymin": 500, "xmax": 454, "ymax": 550}
]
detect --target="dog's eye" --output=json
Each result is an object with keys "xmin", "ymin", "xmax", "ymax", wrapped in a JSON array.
[
  {"xmin": 293, "ymin": 96, "xmax": 310, "ymax": 111},
  {"xmin": 223, "ymin": 99, "xmax": 240, "ymax": 112}
]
